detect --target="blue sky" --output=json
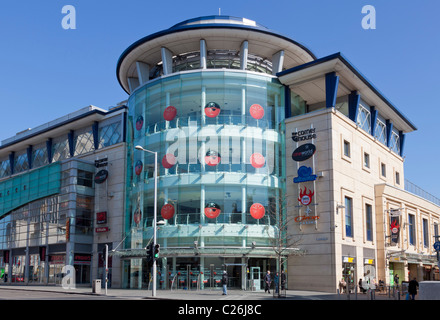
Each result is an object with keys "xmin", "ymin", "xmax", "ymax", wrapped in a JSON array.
[{"xmin": 0, "ymin": 0, "xmax": 439, "ymax": 198}]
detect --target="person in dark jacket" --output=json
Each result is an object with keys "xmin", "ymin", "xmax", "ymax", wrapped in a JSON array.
[
  {"xmin": 408, "ymin": 277, "xmax": 419, "ymax": 300},
  {"xmin": 221, "ymin": 270, "xmax": 228, "ymax": 295},
  {"xmin": 264, "ymin": 271, "xmax": 272, "ymax": 293}
]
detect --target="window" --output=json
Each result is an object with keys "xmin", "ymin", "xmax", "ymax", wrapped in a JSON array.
[
  {"xmin": 365, "ymin": 204, "xmax": 373, "ymax": 241},
  {"xmin": 390, "ymin": 131, "xmax": 401, "ymax": 154},
  {"xmin": 78, "ymin": 170, "xmax": 93, "ymax": 187},
  {"xmin": 375, "ymin": 118, "xmax": 387, "ymax": 145},
  {"xmin": 408, "ymin": 214, "xmax": 415, "ymax": 246},
  {"xmin": 395, "ymin": 171, "xmax": 400, "ymax": 185},
  {"xmin": 381, "ymin": 163, "xmax": 386, "ymax": 177},
  {"xmin": 357, "ymin": 102, "xmax": 371, "ymax": 133},
  {"xmin": 343, "ymin": 140, "xmax": 351, "ymax": 158},
  {"xmin": 345, "ymin": 197, "xmax": 353, "ymax": 238},
  {"xmin": 423, "ymin": 218, "xmax": 429, "ymax": 248},
  {"xmin": 363, "ymin": 152, "xmax": 370, "ymax": 169}
]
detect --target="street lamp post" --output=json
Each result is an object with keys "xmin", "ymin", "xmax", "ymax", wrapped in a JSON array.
[{"xmin": 135, "ymin": 145, "xmax": 158, "ymax": 297}]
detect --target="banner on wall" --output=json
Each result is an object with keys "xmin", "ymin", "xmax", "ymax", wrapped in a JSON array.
[{"xmin": 390, "ymin": 215, "xmax": 400, "ymax": 245}]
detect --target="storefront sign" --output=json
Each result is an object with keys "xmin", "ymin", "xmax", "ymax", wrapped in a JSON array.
[
  {"xmin": 96, "ymin": 226, "xmax": 109, "ymax": 233},
  {"xmin": 293, "ymin": 166, "xmax": 317, "ymax": 183},
  {"xmin": 298, "ymin": 187, "xmax": 314, "ymax": 206},
  {"xmin": 94, "ymin": 157, "xmax": 108, "ymax": 168},
  {"xmin": 94, "ymin": 169, "xmax": 109, "ymax": 184},
  {"xmin": 49, "ymin": 255, "xmax": 65, "ymax": 264},
  {"xmin": 292, "ymin": 143, "xmax": 316, "ymax": 161},
  {"xmin": 343, "ymin": 256, "xmax": 355, "ymax": 264},
  {"xmin": 74, "ymin": 254, "xmax": 91, "ymax": 265},
  {"xmin": 96, "ymin": 211, "xmax": 107, "ymax": 224},
  {"xmin": 294, "ymin": 215, "xmax": 319, "ymax": 225},
  {"xmin": 291, "ymin": 128, "xmax": 316, "ymax": 142}
]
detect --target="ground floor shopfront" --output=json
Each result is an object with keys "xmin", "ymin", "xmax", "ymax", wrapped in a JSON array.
[{"xmin": 121, "ymin": 256, "xmax": 281, "ymax": 291}]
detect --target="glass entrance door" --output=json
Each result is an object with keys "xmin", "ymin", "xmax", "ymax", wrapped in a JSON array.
[{"xmin": 250, "ymin": 267, "xmax": 261, "ymax": 290}]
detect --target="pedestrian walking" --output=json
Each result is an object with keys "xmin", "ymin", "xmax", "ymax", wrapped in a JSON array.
[
  {"xmin": 221, "ymin": 270, "xmax": 228, "ymax": 295},
  {"xmin": 281, "ymin": 270, "xmax": 286, "ymax": 290},
  {"xmin": 264, "ymin": 270, "xmax": 271, "ymax": 293},
  {"xmin": 408, "ymin": 277, "xmax": 419, "ymax": 300},
  {"xmin": 274, "ymin": 272, "xmax": 279, "ymax": 294}
]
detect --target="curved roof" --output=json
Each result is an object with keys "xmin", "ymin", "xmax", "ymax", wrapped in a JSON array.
[{"xmin": 116, "ymin": 15, "xmax": 316, "ymax": 93}]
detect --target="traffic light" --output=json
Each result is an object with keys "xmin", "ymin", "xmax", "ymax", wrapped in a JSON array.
[
  {"xmin": 146, "ymin": 244, "xmax": 153, "ymax": 262},
  {"xmin": 154, "ymin": 244, "xmax": 160, "ymax": 259}
]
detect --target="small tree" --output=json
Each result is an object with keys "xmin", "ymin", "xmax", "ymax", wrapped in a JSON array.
[{"xmin": 266, "ymin": 193, "xmax": 304, "ymax": 297}]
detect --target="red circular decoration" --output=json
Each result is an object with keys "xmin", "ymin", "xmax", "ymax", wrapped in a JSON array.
[
  {"xmin": 136, "ymin": 115, "xmax": 144, "ymax": 130},
  {"xmin": 163, "ymin": 106, "xmax": 177, "ymax": 121},
  {"xmin": 134, "ymin": 208, "xmax": 142, "ymax": 224},
  {"xmin": 250, "ymin": 104, "xmax": 264, "ymax": 119},
  {"xmin": 204, "ymin": 203, "xmax": 221, "ymax": 219},
  {"xmin": 204, "ymin": 102, "xmax": 221, "ymax": 118},
  {"xmin": 205, "ymin": 150, "xmax": 221, "ymax": 166},
  {"xmin": 162, "ymin": 154, "xmax": 176, "ymax": 169},
  {"xmin": 250, "ymin": 153, "xmax": 265, "ymax": 168},
  {"xmin": 135, "ymin": 160, "xmax": 143, "ymax": 175},
  {"xmin": 161, "ymin": 203, "xmax": 175, "ymax": 220},
  {"xmin": 250, "ymin": 203, "xmax": 265, "ymax": 219}
]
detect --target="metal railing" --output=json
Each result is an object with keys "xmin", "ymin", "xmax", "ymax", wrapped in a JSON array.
[{"xmin": 405, "ymin": 179, "xmax": 440, "ymax": 206}]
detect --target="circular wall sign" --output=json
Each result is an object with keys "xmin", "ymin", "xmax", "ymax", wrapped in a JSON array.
[
  {"xmin": 249, "ymin": 104, "xmax": 264, "ymax": 119},
  {"xmin": 135, "ymin": 160, "xmax": 143, "ymax": 175},
  {"xmin": 250, "ymin": 153, "xmax": 265, "ymax": 168},
  {"xmin": 135, "ymin": 115, "xmax": 144, "ymax": 131},
  {"xmin": 250, "ymin": 203, "xmax": 265, "ymax": 219},
  {"xmin": 205, "ymin": 150, "xmax": 221, "ymax": 166},
  {"xmin": 163, "ymin": 106, "xmax": 177, "ymax": 121},
  {"xmin": 204, "ymin": 102, "xmax": 221, "ymax": 118},
  {"xmin": 94, "ymin": 170, "xmax": 109, "ymax": 184},
  {"xmin": 292, "ymin": 143, "xmax": 316, "ymax": 161},
  {"xmin": 161, "ymin": 203, "xmax": 175, "ymax": 220},
  {"xmin": 204, "ymin": 202, "xmax": 221, "ymax": 219},
  {"xmin": 162, "ymin": 154, "xmax": 176, "ymax": 169}
]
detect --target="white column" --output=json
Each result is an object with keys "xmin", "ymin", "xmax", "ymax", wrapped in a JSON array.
[
  {"xmin": 200, "ymin": 39, "xmax": 207, "ymax": 69},
  {"xmin": 161, "ymin": 47, "xmax": 173, "ymax": 75},
  {"xmin": 136, "ymin": 61, "xmax": 150, "ymax": 85},
  {"xmin": 272, "ymin": 50, "xmax": 284, "ymax": 75},
  {"xmin": 240, "ymin": 41, "xmax": 248, "ymax": 70}
]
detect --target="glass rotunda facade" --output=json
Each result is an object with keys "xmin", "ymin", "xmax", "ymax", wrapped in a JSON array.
[{"xmin": 119, "ymin": 16, "xmax": 316, "ymax": 289}]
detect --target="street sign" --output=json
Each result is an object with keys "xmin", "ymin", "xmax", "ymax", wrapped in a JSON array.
[{"xmin": 433, "ymin": 241, "xmax": 440, "ymax": 251}]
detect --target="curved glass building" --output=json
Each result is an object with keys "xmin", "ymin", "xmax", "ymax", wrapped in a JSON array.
[{"xmin": 118, "ymin": 16, "xmax": 315, "ymax": 289}]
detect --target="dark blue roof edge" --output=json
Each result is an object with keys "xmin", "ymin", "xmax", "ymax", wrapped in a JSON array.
[
  {"xmin": 277, "ymin": 52, "xmax": 417, "ymax": 131},
  {"xmin": 116, "ymin": 22, "xmax": 317, "ymax": 94},
  {"xmin": 0, "ymin": 105, "xmax": 128, "ymax": 151}
]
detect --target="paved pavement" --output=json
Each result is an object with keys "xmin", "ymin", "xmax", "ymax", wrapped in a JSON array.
[{"xmin": 0, "ymin": 284, "xmax": 401, "ymax": 300}]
